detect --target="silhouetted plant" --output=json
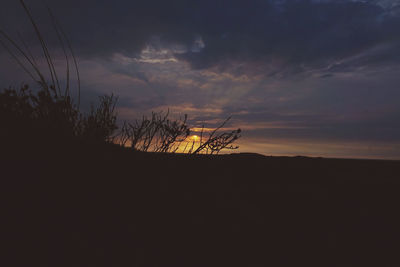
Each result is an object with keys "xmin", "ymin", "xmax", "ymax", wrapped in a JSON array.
[
  {"xmin": 78, "ymin": 94, "xmax": 119, "ymax": 143},
  {"xmin": 1, "ymin": 84, "xmax": 77, "ymax": 142},
  {"xmin": 0, "ymin": 84, "xmax": 118, "ymax": 146},
  {"xmin": 119, "ymin": 112, "xmax": 159, "ymax": 151},
  {"xmin": 0, "ymin": 0, "xmax": 80, "ymax": 105},
  {"xmin": 119, "ymin": 111, "xmax": 190, "ymax": 153},
  {"xmin": 118, "ymin": 112, "xmax": 241, "ymax": 154},
  {"xmin": 0, "ymin": 1, "xmax": 118, "ymax": 147},
  {"xmin": 191, "ymin": 117, "xmax": 241, "ymax": 155},
  {"xmin": 156, "ymin": 113, "xmax": 190, "ymax": 153}
]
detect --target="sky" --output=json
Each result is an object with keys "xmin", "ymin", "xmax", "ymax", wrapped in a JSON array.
[{"xmin": 1, "ymin": 0, "xmax": 400, "ymax": 159}]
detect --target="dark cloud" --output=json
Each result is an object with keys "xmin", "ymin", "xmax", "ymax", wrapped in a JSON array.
[
  {"xmin": 176, "ymin": 0, "xmax": 400, "ymax": 72},
  {"xmin": 3, "ymin": 0, "xmax": 400, "ymax": 74}
]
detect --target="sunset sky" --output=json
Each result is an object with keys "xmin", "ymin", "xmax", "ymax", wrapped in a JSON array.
[{"xmin": 1, "ymin": 0, "xmax": 400, "ymax": 159}]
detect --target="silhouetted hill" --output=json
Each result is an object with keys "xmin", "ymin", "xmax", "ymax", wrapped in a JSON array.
[{"xmin": 2, "ymin": 143, "xmax": 400, "ymax": 267}]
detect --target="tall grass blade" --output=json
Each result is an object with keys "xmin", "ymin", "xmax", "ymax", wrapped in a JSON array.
[
  {"xmin": 19, "ymin": 0, "xmax": 61, "ymax": 95},
  {"xmin": 46, "ymin": 5, "xmax": 70, "ymax": 97},
  {"xmin": 52, "ymin": 15, "xmax": 81, "ymax": 108},
  {"xmin": 17, "ymin": 31, "xmax": 38, "ymax": 66},
  {"xmin": 0, "ymin": 33, "xmax": 37, "ymax": 82}
]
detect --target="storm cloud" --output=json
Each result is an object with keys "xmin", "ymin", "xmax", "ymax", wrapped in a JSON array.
[{"xmin": 3, "ymin": 0, "xmax": 400, "ymax": 72}]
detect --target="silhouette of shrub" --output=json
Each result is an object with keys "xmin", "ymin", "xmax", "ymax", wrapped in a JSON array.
[
  {"xmin": 119, "ymin": 111, "xmax": 190, "ymax": 153},
  {"xmin": 157, "ymin": 113, "xmax": 191, "ymax": 153},
  {"xmin": 77, "ymin": 94, "xmax": 118, "ymax": 143},
  {"xmin": 190, "ymin": 117, "xmax": 241, "ymax": 154},
  {"xmin": 118, "ymin": 112, "xmax": 241, "ymax": 154},
  {"xmin": 0, "ymin": 1, "xmax": 119, "ymax": 148},
  {"xmin": 0, "ymin": 84, "xmax": 118, "ymax": 147}
]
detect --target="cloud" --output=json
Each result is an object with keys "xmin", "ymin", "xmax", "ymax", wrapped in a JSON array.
[
  {"xmin": 2, "ymin": 0, "xmax": 400, "ymax": 159},
  {"xmin": 3, "ymin": 0, "xmax": 400, "ymax": 76}
]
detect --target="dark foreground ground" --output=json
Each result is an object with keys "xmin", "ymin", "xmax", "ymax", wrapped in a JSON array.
[{"xmin": 2, "ymin": 143, "xmax": 400, "ymax": 267}]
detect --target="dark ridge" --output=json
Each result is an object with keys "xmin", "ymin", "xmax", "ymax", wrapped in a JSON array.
[{"xmin": 2, "ymin": 140, "xmax": 400, "ymax": 267}]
